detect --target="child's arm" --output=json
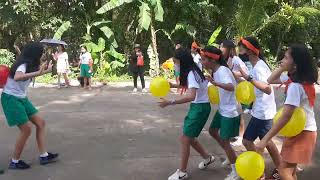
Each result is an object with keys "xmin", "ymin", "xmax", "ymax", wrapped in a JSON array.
[
  {"xmin": 159, "ymin": 88, "xmax": 196, "ymax": 108},
  {"xmin": 206, "ymin": 75, "xmax": 234, "ymax": 91},
  {"xmin": 256, "ymin": 104, "xmax": 296, "ymax": 153},
  {"xmin": 14, "ymin": 61, "xmax": 53, "ymax": 81},
  {"xmin": 267, "ymin": 67, "xmax": 285, "ymax": 84}
]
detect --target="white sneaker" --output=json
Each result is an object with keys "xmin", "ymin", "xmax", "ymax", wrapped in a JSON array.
[
  {"xmin": 142, "ymin": 88, "xmax": 148, "ymax": 93},
  {"xmin": 225, "ymin": 171, "xmax": 240, "ymax": 180},
  {"xmin": 221, "ymin": 158, "xmax": 230, "ymax": 167},
  {"xmin": 198, "ymin": 155, "xmax": 215, "ymax": 170},
  {"xmin": 168, "ymin": 169, "xmax": 188, "ymax": 180},
  {"xmin": 132, "ymin": 88, "xmax": 138, "ymax": 93},
  {"xmin": 231, "ymin": 137, "xmax": 243, "ymax": 147}
]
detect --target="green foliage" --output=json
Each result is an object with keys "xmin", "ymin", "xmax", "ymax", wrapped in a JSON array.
[
  {"xmin": 96, "ymin": 0, "xmax": 134, "ymax": 14},
  {"xmin": 0, "ymin": 49, "xmax": 14, "ymax": 66},
  {"xmin": 138, "ymin": 2, "xmax": 152, "ymax": 32},
  {"xmin": 53, "ymin": 21, "xmax": 71, "ymax": 40},
  {"xmin": 207, "ymin": 26, "xmax": 222, "ymax": 47}
]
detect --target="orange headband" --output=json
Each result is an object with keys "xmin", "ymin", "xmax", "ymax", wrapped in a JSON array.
[
  {"xmin": 200, "ymin": 50, "xmax": 220, "ymax": 60},
  {"xmin": 241, "ymin": 38, "xmax": 260, "ymax": 55}
]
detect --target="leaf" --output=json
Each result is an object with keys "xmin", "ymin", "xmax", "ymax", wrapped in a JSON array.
[
  {"xmin": 99, "ymin": 26, "xmax": 114, "ymax": 38},
  {"xmin": 154, "ymin": 0, "xmax": 164, "ymax": 22},
  {"xmin": 97, "ymin": 38, "xmax": 106, "ymax": 52},
  {"xmin": 110, "ymin": 60, "xmax": 125, "ymax": 69},
  {"xmin": 138, "ymin": 2, "xmax": 151, "ymax": 32},
  {"xmin": 173, "ymin": 23, "xmax": 197, "ymax": 38},
  {"xmin": 53, "ymin": 21, "xmax": 71, "ymax": 40},
  {"xmin": 208, "ymin": 26, "xmax": 222, "ymax": 46},
  {"xmin": 92, "ymin": 20, "xmax": 112, "ymax": 27},
  {"xmin": 96, "ymin": 0, "xmax": 134, "ymax": 14},
  {"xmin": 107, "ymin": 49, "xmax": 125, "ymax": 62},
  {"xmin": 111, "ymin": 38, "xmax": 119, "ymax": 48}
]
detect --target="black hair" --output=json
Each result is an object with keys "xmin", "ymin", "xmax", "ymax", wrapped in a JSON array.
[
  {"xmin": 9, "ymin": 42, "xmax": 44, "ymax": 78},
  {"xmin": 221, "ymin": 40, "xmax": 237, "ymax": 59},
  {"xmin": 238, "ymin": 36, "xmax": 265, "ymax": 60},
  {"xmin": 203, "ymin": 46, "xmax": 228, "ymax": 67},
  {"xmin": 59, "ymin": 44, "xmax": 66, "ymax": 52},
  {"xmin": 81, "ymin": 45, "xmax": 87, "ymax": 51},
  {"xmin": 174, "ymin": 48, "xmax": 205, "ymax": 87},
  {"xmin": 289, "ymin": 44, "xmax": 318, "ymax": 84}
]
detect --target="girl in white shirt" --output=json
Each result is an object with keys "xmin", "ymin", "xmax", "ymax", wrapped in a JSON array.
[
  {"xmin": 1, "ymin": 42, "xmax": 59, "ymax": 170},
  {"xmin": 52, "ymin": 44, "xmax": 70, "ymax": 88},
  {"xmin": 201, "ymin": 46, "xmax": 240, "ymax": 180},
  {"xmin": 257, "ymin": 44, "xmax": 318, "ymax": 180},
  {"xmin": 237, "ymin": 37, "xmax": 281, "ymax": 178},
  {"xmin": 159, "ymin": 48, "xmax": 213, "ymax": 180}
]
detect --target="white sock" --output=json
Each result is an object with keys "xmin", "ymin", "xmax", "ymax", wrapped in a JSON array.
[
  {"xmin": 231, "ymin": 164, "xmax": 236, "ymax": 174},
  {"xmin": 40, "ymin": 152, "xmax": 48, "ymax": 157},
  {"xmin": 12, "ymin": 158, "xmax": 19, "ymax": 163}
]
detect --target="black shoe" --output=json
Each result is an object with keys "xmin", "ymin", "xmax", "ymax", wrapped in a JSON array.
[
  {"xmin": 9, "ymin": 160, "xmax": 31, "ymax": 170},
  {"xmin": 39, "ymin": 152, "xmax": 59, "ymax": 165}
]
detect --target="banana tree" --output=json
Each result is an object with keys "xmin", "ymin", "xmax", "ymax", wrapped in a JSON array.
[{"xmin": 97, "ymin": 0, "xmax": 164, "ymax": 77}]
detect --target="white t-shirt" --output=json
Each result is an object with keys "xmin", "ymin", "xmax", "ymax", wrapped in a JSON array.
[
  {"xmin": 187, "ymin": 71, "xmax": 209, "ymax": 103},
  {"xmin": 192, "ymin": 53, "xmax": 202, "ymax": 70},
  {"xmin": 251, "ymin": 60, "xmax": 277, "ymax": 120},
  {"xmin": 230, "ymin": 56, "xmax": 248, "ymax": 82},
  {"xmin": 3, "ymin": 64, "xmax": 31, "ymax": 98},
  {"xmin": 80, "ymin": 52, "xmax": 92, "ymax": 64},
  {"xmin": 280, "ymin": 75, "xmax": 317, "ymax": 131},
  {"xmin": 56, "ymin": 52, "xmax": 69, "ymax": 72},
  {"xmin": 213, "ymin": 66, "xmax": 239, "ymax": 118}
]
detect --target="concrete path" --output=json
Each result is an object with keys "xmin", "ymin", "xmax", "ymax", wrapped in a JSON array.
[{"xmin": 0, "ymin": 82, "xmax": 319, "ymax": 180}]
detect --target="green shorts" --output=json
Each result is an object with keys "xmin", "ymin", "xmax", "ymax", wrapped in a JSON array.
[
  {"xmin": 183, "ymin": 103, "xmax": 211, "ymax": 138},
  {"xmin": 80, "ymin": 64, "xmax": 92, "ymax": 78},
  {"xmin": 210, "ymin": 111, "xmax": 240, "ymax": 140},
  {"xmin": 1, "ymin": 93, "xmax": 38, "ymax": 127}
]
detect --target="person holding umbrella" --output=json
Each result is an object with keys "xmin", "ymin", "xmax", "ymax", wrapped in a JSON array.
[{"xmin": 52, "ymin": 44, "xmax": 70, "ymax": 88}]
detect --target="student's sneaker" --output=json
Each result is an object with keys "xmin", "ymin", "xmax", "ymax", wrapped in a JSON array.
[
  {"xmin": 221, "ymin": 158, "xmax": 230, "ymax": 167},
  {"xmin": 9, "ymin": 160, "xmax": 31, "ymax": 170},
  {"xmin": 142, "ymin": 88, "xmax": 148, "ymax": 93},
  {"xmin": 225, "ymin": 171, "xmax": 240, "ymax": 180},
  {"xmin": 231, "ymin": 136, "xmax": 243, "ymax": 147},
  {"xmin": 168, "ymin": 169, "xmax": 188, "ymax": 180},
  {"xmin": 39, "ymin": 152, "xmax": 59, "ymax": 165},
  {"xmin": 198, "ymin": 155, "xmax": 215, "ymax": 170},
  {"xmin": 132, "ymin": 88, "xmax": 138, "ymax": 93}
]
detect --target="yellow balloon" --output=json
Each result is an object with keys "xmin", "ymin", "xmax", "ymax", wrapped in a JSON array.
[
  {"xmin": 208, "ymin": 85, "xmax": 219, "ymax": 104},
  {"xmin": 235, "ymin": 81, "xmax": 256, "ymax": 105},
  {"xmin": 150, "ymin": 77, "xmax": 170, "ymax": 97},
  {"xmin": 273, "ymin": 107, "xmax": 306, "ymax": 137},
  {"xmin": 236, "ymin": 151, "xmax": 265, "ymax": 180}
]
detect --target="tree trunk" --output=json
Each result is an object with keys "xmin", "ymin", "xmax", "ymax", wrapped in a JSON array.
[{"xmin": 149, "ymin": 21, "xmax": 160, "ymax": 77}]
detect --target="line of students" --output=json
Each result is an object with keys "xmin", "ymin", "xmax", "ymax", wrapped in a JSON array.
[{"xmin": 160, "ymin": 37, "xmax": 318, "ymax": 180}]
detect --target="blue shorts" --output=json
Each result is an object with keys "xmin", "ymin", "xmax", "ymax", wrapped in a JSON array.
[{"xmin": 243, "ymin": 116, "xmax": 273, "ymax": 141}]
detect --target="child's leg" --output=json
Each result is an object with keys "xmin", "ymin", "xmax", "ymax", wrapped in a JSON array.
[
  {"xmin": 57, "ymin": 73, "xmax": 61, "ymax": 87},
  {"xmin": 209, "ymin": 128, "xmax": 236, "ymax": 163},
  {"xmin": 190, "ymin": 139, "xmax": 210, "ymax": 159},
  {"xmin": 180, "ymin": 135, "xmax": 192, "ymax": 172},
  {"xmin": 14, "ymin": 123, "xmax": 32, "ymax": 160},
  {"xmin": 63, "ymin": 73, "xmax": 70, "ymax": 86},
  {"xmin": 29, "ymin": 114, "xmax": 46, "ymax": 154},
  {"xmin": 266, "ymin": 140, "xmax": 281, "ymax": 168},
  {"xmin": 278, "ymin": 161, "xmax": 297, "ymax": 180},
  {"xmin": 239, "ymin": 116, "xmax": 245, "ymax": 137},
  {"xmin": 242, "ymin": 139, "xmax": 256, "ymax": 151},
  {"xmin": 88, "ymin": 77, "xmax": 92, "ymax": 89},
  {"xmin": 84, "ymin": 77, "xmax": 88, "ymax": 88}
]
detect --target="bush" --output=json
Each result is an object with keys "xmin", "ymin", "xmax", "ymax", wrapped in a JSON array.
[{"xmin": 0, "ymin": 49, "xmax": 15, "ymax": 66}]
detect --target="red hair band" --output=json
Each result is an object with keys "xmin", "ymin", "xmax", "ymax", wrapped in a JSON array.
[
  {"xmin": 200, "ymin": 50, "xmax": 220, "ymax": 60},
  {"xmin": 241, "ymin": 38, "xmax": 260, "ymax": 56}
]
